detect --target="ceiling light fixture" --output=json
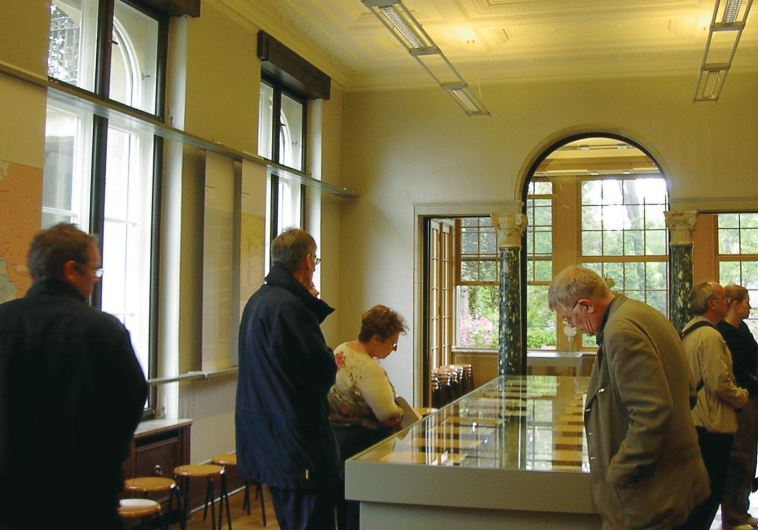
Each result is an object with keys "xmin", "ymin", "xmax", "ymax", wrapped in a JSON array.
[
  {"xmin": 693, "ymin": 0, "xmax": 753, "ymax": 102},
  {"xmin": 362, "ymin": 0, "xmax": 490, "ymax": 116}
]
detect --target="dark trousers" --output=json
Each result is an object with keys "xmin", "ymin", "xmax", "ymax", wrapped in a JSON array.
[
  {"xmin": 675, "ymin": 427, "xmax": 733, "ymax": 530},
  {"xmin": 333, "ymin": 425, "xmax": 387, "ymax": 530},
  {"xmin": 268, "ymin": 485, "xmax": 337, "ymax": 530}
]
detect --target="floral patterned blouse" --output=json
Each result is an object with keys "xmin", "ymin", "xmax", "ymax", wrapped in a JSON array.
[{"xmin": 328, "ymin": 341, "xmax": 403, "ymax": 429}]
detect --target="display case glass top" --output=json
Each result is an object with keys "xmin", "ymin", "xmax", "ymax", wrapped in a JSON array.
[{"xmin": 354, "ymin": 375, "xmax": 590, "ymax": 472}]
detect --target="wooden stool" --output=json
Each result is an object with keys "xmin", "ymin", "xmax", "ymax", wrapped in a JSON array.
[
  {"xmin": 119, "ymin": 498, "xmax": 165, "ymax": 530},
  {"xmin": 211, "ymin": 452, "xmax": 266, "ymax": 527},
  {"xmin": 174, "ymin": 464, "xmax": 231, "ymax": 530},
  {"xmin": 124, "ymin": 476, "xmax": 185, "ymax": 530}
]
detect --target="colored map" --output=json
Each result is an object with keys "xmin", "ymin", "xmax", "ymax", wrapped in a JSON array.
[{"xmin": 0, "ymin": 159, "xmax": 41, "ymax": 303}]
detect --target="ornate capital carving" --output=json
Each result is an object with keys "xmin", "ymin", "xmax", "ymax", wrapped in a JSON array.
[
  {"xmin": 491, "ymin": 212, "xmax": 528, "ymax": 249},
  {"xmin": 664, "ymin": 210, "xmax": 698, "ymax": 246}
]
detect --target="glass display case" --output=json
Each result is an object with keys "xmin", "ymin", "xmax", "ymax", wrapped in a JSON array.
[{"xmin": 346, "ymin": 375, "xmax": 600, "ymax": 530}]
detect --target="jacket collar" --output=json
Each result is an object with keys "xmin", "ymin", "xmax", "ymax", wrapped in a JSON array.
[
  {"xmin": 25, "ymin": 278, "xmax": 87, "ymax": 303},
  {"xmin": 595, "ymin": 293, "xmax": 624, "ymax": 347},
  {"xmin": 265, "ymin": 264, "xmax": 335, "ymax": 323}
]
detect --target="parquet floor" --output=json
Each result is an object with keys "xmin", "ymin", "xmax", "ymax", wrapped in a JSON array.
[{"xmin": 184, "ymin": 485, "xmax": 279, "ymax": 530}]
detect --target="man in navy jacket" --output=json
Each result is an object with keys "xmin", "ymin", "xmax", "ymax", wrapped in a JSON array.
[
  {"xmin": 236, "ymin": 228, "xmax": 340, "ymax": 530},
  {"xmin": 0, "ymin": 223, "xmax": 147, "ymax": 530}
]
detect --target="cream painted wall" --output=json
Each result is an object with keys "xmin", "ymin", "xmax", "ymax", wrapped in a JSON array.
[
  {"xmin": 0, "ymin": 0, "xmax": 48, "ymax": 168},
  {"xmin": 0, "ymin": 77, "xmax": 46, "ymax": 169},
  {"xmin": 339, "ymin": 72, "xmax": 758, "ymax": 400},
  {"xmin": 0, "ymin": 0, "xmax": 49, "ymax": 75},
  {"xmin": 183, "ymin": 0, "xmax": 259, "ymax": 154},
  {"xmin": 316, "ymin": 86, "xmax": 345, "ymax": 346}
]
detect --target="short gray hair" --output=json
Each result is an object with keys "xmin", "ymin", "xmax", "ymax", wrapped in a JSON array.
[
  {"xmin": 548, "ymin": 266, "xmax": 610, "ymax": 310},
  {"xmin": 271, "ymin": 228, "xmax": 316, "ymax": 273},
  {"xmin": 689, "ymin": 281, "xmax": 720, "ymax": 315}
]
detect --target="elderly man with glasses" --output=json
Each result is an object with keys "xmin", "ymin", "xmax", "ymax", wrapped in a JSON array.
[
  {"xmin": 236, "ymin": 227, "xmax": 340, "ymax": 530},
  {"xmin": 549, "ymin": 265, "xmax": 709, "ymax": 530}
]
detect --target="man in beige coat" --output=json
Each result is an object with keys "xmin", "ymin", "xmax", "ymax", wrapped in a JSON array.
[{"xmin": 549, "ymin": 266, "xmax": 709, "ymax": 529}]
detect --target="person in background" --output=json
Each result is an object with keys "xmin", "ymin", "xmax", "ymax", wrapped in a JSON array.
[
  {"xmin": 548, "ymin": 266, "xmax": 709, "ymax": 530},
  {"xmin": 0, "ymin": 223, "xmax": 148, "ymax": 530},
  {"xmin": 682, "ymin": 281, "xmax": 749, "ymax": 530},
  {"xmin": 328, "ymin": 304, "xmax": 408, "ymax": 530},
  {"xmin": 236, "ymin": 228, "xmax": 340, "ymax": 530},
  {"xmin": 718, "ymin": 284, "xmax": 758, "ymax": 528}
]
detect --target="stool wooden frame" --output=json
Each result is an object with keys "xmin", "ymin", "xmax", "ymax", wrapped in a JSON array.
[
  {"xmin": 211, "ymin": 452, "xmax": 267, "ymax": 527},
  {"xmin": 174, "ymin": 464, "xmax": 231, "ymax": 530},
  {"xmin": 119, "ymin": 498, "xmax": 165, "ymax": 530},
  {"xmin": 124, "ymin": 476, "xmax": 185, "ymax": 530}
]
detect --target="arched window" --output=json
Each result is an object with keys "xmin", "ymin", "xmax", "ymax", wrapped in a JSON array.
[{"xmin": 524, "ymin": 135, "xmax": 669, "ymax": 352}]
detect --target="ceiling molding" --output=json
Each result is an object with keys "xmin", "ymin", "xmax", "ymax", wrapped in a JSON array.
[{"xmin": 220, "ymin": 0, "xmax": 758, "ymax": 91}]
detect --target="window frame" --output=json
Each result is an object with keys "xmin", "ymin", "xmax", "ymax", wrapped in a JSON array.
[
  {"xmin": 46, "ymin": 0, "xmax": 168, "ymax": 414},
  {"xmin": 258, "ymin": 75, "xmax": 307, "ymax": 244},
  {"xmin": 716, "ymin": 212, "xmax": 758, "ymax": 337}
]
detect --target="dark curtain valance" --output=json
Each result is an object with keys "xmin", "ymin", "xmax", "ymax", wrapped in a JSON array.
[
  {"xmin": 138, "ymin": 0, "xmax": 200, "ymax": 17},
  {"xmin": 257, "ymin": 30, "xmax": 331, "ymax": 100}
]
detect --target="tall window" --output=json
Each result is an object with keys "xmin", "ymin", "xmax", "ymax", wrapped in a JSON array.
[
  {"xmin": 258, "ymin": 78, "xmax": 306, "ymax": 242},
  {"xmin": 455, "ymin": 217, "xmax": 498, "ymax": 349},
  {"xmin": 717, "ymin": 213, "xmax": 758, "ymax": 336},
  {"xmin": 526, "ymin": 179, "xmax": 556, "ymax": 349},
  {"xmin": 428, "ymin": 220, "xmax": 453, "ymax": 369},
  {"xmin": 580, "ymin": 177, "xmax": 668, "ymax": 309},
  {"xmin": 44, "ymin": 0, "xmax": 166, "ymax": 382}
]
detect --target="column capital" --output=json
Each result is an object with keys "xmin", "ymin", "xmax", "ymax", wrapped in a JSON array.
[
  {"xmin": 664, "ymin": 210, "xmax": 698, "ymax": 246},
  {"xmin": 491, "ymin": 212, "xmax": 528, "ymax": 249}
]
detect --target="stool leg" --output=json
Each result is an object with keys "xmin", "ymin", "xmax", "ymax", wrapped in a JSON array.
[
  {"xmin": 222, "ymin": 473, "xmax": 232, "ymax": 530},
  {"xmin": 173, "ymin": 486, "xmax": 186, "ymax": 530},
  {"xmin": 203, "ymin": 479, "xmax": 210, "ymax": 521},
  {"xmin": 258, "ymin": 483, "xmax": 266, "ymax": 527},
  {"xmin": 207, "ymin": 478, "xmax": 217, "ymax": 530},
  {"xmin": 242, "ymin": 480, "xmax": 250, "ymax": 515},
  {"xmin": 179, "ymin": 476, "xmax": 190, "ymax": 528}
]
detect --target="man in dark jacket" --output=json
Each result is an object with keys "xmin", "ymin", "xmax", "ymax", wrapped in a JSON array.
[
  {"xmin": 236, "ymin": 228, "xmax": 339, "ymax": 530},
  {"xmin": 0, "ymin": 223, "xmax": 148, "ymax": 530}
]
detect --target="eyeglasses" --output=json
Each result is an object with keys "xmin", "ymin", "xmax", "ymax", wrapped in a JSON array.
[
  {"xmin": 77, "ymin": 262, "xmax": 104, "ymax": 278},
  {"xmin": 561, "ymin": 300, "xmax": 582, "ymax": 327},
  {"xmin": 311, "ymin": 255, "xmax": 321, "ymax": 266}
]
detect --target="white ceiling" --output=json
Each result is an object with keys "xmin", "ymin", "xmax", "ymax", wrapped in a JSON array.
[{"xmin": 223, "ymin": 0, "xmax": 758, "ymax": 91}]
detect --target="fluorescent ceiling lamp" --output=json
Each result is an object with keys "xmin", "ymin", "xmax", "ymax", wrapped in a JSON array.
[
  {"xmin": 693, "ymin": 0, "xmax": 753, "ymax": 101},
  {"xmin": 362, "ymin": 0, "xmax": 490, "ymax": 117},
  {"xmin": 363, "ymin": 0, "xmax": 435, "ymax": 52},
  {"xmin": 442, "ymin": 83, "xmax": 490, "ymax": 117}
]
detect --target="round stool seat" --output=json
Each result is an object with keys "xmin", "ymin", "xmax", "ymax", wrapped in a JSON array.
[
  {"xmin": 211, "ymin": 453, "xmax": 237, "ymax": 467},
  {"xmin": 124, "ymin": 476, "xmax": 177, "ymax": 494},
  {"xmin": 118, "ymin": 498, "xmax": 162, "ymax": 519},
  {"xmin": 174, "ymin": 464, "xmax": 224, "ymax": 478}
]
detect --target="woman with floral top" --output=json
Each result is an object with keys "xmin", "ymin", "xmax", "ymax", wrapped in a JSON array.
[{"xmin": 328, "ymin": 304, "xmax": 407, "ymax": 530}]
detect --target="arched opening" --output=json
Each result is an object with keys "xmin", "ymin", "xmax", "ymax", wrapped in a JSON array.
[{"xmin": 522, "ymin": 134, "xmax": 669, "ymax": 356}]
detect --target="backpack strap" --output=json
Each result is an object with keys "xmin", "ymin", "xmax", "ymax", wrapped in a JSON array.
[
  {"xmin": 681, "ymin": 319, "xmax": 716, "ymax": 339},
  {"xmin": 681, "ymin": 320, "xmax": 717, "ymax": 393}
]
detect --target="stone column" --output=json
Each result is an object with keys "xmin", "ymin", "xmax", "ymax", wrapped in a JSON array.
[
  {"xmin": 665, "ymin": 211, "xmax": 697, "ymax": 334},
  {"xmin": 492, "ymin": 212, "xmax": 528, "ymax": 376}
]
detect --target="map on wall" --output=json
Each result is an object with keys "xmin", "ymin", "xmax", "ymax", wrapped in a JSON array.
[{"xmin": 0, "ymin": 159, "xmax": 41, "ymax": 303}]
